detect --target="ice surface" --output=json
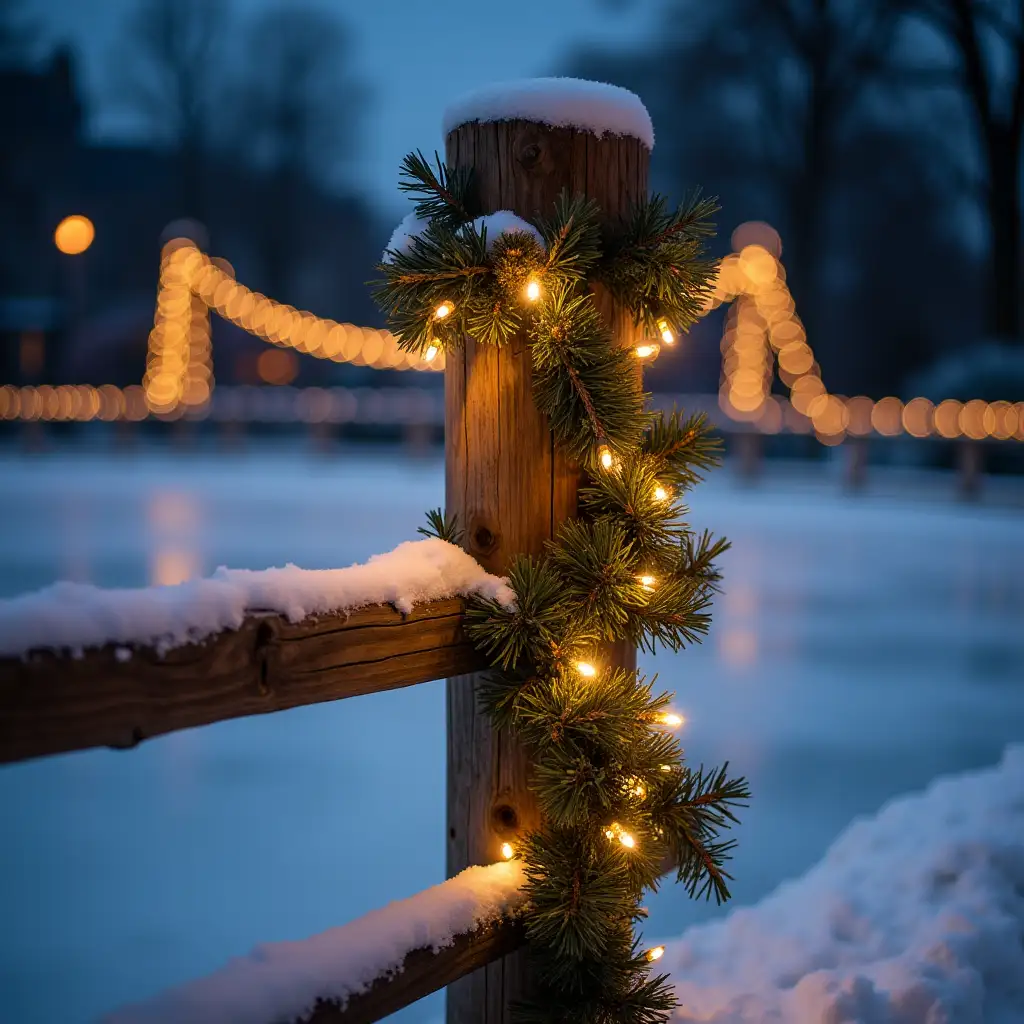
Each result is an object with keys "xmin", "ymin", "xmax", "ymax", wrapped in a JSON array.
[
  {"xmin": 662, "ymin": 745, "xmax": 1024, "ymax": 1023},
  {"xmin": 1, "ymin": 449, "xmax": 1022, "ymax": 1024},
  {"xmin": 0, "ymin": 537, "xmax": 514, "ymax": 658},
  {"xmin": 443, "ymin": 77, "xmax": 654, "ymax": 149},
  {"xmin": 105, "ymin": 861, "xmax": 525, "ymax": 1024}
]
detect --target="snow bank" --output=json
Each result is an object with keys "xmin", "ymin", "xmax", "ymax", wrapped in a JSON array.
[
  {"xmin": 105, "ymin": 861, "xmax": 526, "ymax": 1024},
  {"xmin": 662, "ymin": 745, "xmax": 1024, "ymax": 1023},
  {"xmin": 443, "ymin": 77, "xmax": 654, "ymax": 150},
  {"xmin": 0, "ymin": 538, "xmax": 514, "ymax": 658}
]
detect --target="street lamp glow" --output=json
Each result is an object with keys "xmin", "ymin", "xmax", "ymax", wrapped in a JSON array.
[{"xmin": 54, "ymin": 215, "xmax": 95, "ymax": 255}]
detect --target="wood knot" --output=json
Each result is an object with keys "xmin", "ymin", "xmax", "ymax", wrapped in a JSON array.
[
  {"xmin": 491, "ymin": 804, "xmax": 519, "ymax": 834},
  {"xmin": 514, "ymin": 128, "xmax": 550, "ymax": 173},
  {"xmin": 471, "ymin": 524, "xmax": 498, "ymax": 556}
]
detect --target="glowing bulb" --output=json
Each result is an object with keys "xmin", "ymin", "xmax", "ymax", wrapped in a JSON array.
[
  {"xmin": 653, "ymin": 485, "xmax": 668, "ymax": 501},
  {"xmin": 657, "ymin": 712, "xmax": 684, "ymax": 728},
  {"xmin": 424, "ymin": 344, "xmax": 439, "ymax": 363},
  {"xmin": 619, "ymin": 831, "xmax": 636, "ymax": 849},
  {"xmin": 638, "ymin": 574, "xmax": 656, "ymax": 591},
  {"xmin": 658, "ymin": 319, "xmax": 675, "ymax": 345},
  {"xmin": 647, "ymin": 945, "xmax": 665, "ymax": 962},
  {"xmin": 501, "ymin": 842, "xmax": 514, "ymax": 860},
  {"xmin": 434, "ymin": 302, "xmax": 453, "ymax": 320},
  {"xmin": 598, "ymin": 445, "xmax": 614, "ymax": 470},
  {"xmin": 576, "ymin": 661, "xmax": 597, "ymax": 678},
  {"xmin": 526, "ymin": 279, "xmax": 541, "ymax": 302},
  {"xmin": 635, "ymin": 343, "xmax": 660, "ymax": 360},
  {"xmin": 660, "ymin": 764, "xmax": 673, "ymax": 772},
  {"xmin": 604, "ymin": 828, "xmax": 615, "ymax": 840}
]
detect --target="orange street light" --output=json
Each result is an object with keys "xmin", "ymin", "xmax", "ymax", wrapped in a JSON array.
[{"xmin": 54, "ymin": 215, "xmax": 95, "ymax": 255}]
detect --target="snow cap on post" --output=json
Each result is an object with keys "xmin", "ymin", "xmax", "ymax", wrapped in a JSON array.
[{"xmin": 443, "ymin": 77, "xmax": 655, "ymax": 151}]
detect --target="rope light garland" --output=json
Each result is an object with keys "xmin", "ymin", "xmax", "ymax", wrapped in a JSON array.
[{"xmin": 391, "ymin": 151, "xmax": 749, "ymax": 1023}]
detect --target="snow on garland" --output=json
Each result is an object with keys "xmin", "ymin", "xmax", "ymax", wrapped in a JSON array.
[
  {"xmin": 104, "ymin": 861, "xmax": 526, "ymax": 1024},
  {"xmin": 0, "ymin": 538, "xmax": 513, "ymax": 659},
  {"xmin": 373, "ymin": 98, "xmax": 749, "ymax": 1024}
]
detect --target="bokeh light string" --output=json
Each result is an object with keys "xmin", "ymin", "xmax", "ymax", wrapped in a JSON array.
[{"xmin": 708, "ymin": 226, "xmax": 1024, "ymax": 444}]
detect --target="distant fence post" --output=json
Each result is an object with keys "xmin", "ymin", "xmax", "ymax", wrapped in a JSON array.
[{"xmin": 444, "ymin": 119, "xmax": 648, "ymax": 1023}]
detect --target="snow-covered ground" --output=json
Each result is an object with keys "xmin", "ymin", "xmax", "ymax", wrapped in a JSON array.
[{"xmin": 0, "ymin": 444, "xmax": 1021, "ymax": 1024}]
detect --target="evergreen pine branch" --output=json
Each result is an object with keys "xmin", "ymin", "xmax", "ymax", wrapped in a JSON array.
[
  {"xmin": 657, "ymin": 762, "xmax": 750, "ymax": 903},
  {"xmin": 537, "ymin": 191, "xmax": 602, "ymax": 281},
  {"xmin": 530, "ymin": 282, "xmax": 646, "ymax": 459},
  {"xmin": 417, "ymin": 507, "xmax": 462, "ymax": 544},
  {"xmin": 598, "ymin": 191, "xmax": 720, "ymax": 336},
  {"xmin": 547, "ymin": 519, "xmax": 647, "ymax": 639},
  {"xmin": 642, "ymin": 409, "xmax": 722, "ymax": 491},
  {"xmin": 398, "ymin": 150, "xmax": 472, "ymax": 225}
]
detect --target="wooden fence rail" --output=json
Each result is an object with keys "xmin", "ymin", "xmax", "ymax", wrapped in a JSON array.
[{"xmin": 0, "ymin": 598, "xmax": 484, "ymax": 765}]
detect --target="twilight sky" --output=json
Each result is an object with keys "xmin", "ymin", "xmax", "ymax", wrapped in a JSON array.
[{"xmin": 30, "ymin": 0, "xmax": 660, "ymax": 217}]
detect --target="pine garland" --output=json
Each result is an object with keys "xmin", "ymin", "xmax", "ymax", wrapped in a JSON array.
[{"xmin": 379, "ymin": 150, "xmax": 749, "ymax": 1024}]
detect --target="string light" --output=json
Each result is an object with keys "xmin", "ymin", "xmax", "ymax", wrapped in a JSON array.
[
  {"xmin": 604, "ymin": 822, "xmax": 637, "ymax": 849},
  {"xmin": 646, "ymin": 946, "xmax": 665, "ymax": 962},
  {"xmin": 619, "ymin": 831, "xmax": 636, "ymax": 849},
  {"xmin": 501, "ymin": 842, "xmax": 515, "ymax": 860},
  {"xmin": 653, "ymin": 485, "xmax": 668, "ymax": 502},
  {"xmin": 526, "ymin": 278, "xmax": 541, "ymax": 302},
  {"xmin": 576, "ymin": 661, "xmax": 597, "ymax": 678},
  {"xmin": 424, "ymin": 344, "xmax": 439, "ymax": 363},
  {"xmin": 638, "ymin": 574, "xmax": 656, "ymax": 591},
  {"xmin": 657, "ymin": 319, "xmax": 675, "ymax": 345},
  {"xmin": 635, "ymin": 342, "xmax": 660, "ymax": 360},
  {"xmin": 660, "ymin": 764, "xmax": 673, "ymax": 772},
  {"xmin": 434, "ymin": 301, "xmax": 453, "ymax": 320},
  {"xmin": 598, "ymin": 445, "xmax": 615, "ymax": 470},
  {"xmin": 656, "ymin": 712, "xmax": 684, "ymax": 728}
]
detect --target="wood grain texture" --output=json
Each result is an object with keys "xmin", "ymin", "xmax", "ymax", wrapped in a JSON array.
[
  {"xmin": 296, "ymin": 919, "xmax": 526, "ymax": 1024},
  {"xmin": 0, "ymin": 599, "xmax": 484, "ymax": 765},
  {"xmin": 444, "ymin": 119, "xmax": 649, "ymax": 1024}
]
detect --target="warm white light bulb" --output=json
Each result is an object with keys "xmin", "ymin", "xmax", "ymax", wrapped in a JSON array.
[
  {"xmin": 647, "ymin": 945, "xmax": 665, "ymax": 962},
  {"xmin": 424, "ymin": 344, "xmax": 439, "ymax": 362},
  {"xmin": 501, "ymin": 842, "xmax": 514, "ymax": 860},
  {"xmin": 619, "ymin": 831, "xmax": 636, "ymax": 849},
  {"xmin": 658, "ymin": 319, "xmax": 675, "ymax": 345},
  {"xmin": 635, "ymin": 343, "xmax": 659, "ymax": 360},
  {"xmin": 598, "ymin": 445, "xmax": 614, "ymax": 470},
  {"xmin": 653, "ymin": 485, "xmax": 668, "ymax": 501},
  {"xmin": 434, "ymin": 302, "xmax": 453, "ymax": 320},
  {"xmin": 660, "ymin": 764, "xmax": 673, "ymax": 772},
  {"xmin": 526, "ymin": 279, "xmax": 541, "ymax": 302},
  {"xmin": 658, "ymin": 712, "xmax": 684, "ymax": 728},
  {"xmin": 639, "ymin": 574, "xmax": 656, "ymax": 591},
  {"xmin": 576, "ymin": 661, "xmax": 597, "ymax": 678}
]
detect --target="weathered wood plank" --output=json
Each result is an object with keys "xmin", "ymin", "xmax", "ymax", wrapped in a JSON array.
[
  {"xmin": 0, "ymin": 599, "xmax": 485, "ymax": 765},
  {"xmin": 297, "ymin": 918, "xmax": 526, "ymax": 1024}
]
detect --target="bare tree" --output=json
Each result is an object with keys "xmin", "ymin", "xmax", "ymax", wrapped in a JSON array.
[
  {"xmin": 902, "ymin": 0, "xmax": 1024, "ymax": 337},
  {"xmin": 109, "ymin": 0, "xmax": 228, "ymax": 219},
  {"xmin": 229, "ymin": 3, "xmax": 363, "ymax": 295}
]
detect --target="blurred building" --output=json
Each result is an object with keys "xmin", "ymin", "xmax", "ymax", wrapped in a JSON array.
[{"xmin": 0, "ymin": 46, "xmax": 384, "ymax": 389}]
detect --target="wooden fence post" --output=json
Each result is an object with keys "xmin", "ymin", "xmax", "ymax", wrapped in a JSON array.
[{"xmin": 444, "ymin": 120, "xmax": 648, "ymax": 1023}]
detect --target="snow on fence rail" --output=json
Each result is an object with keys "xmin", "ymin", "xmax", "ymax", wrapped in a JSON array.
[
  {"xmin": 105, "ymin": 863, "xmax": 528, "ymax": 1024},
  {"xmin": 0, "ymin": 539, "xmax": 509, "ymax": 764}
]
